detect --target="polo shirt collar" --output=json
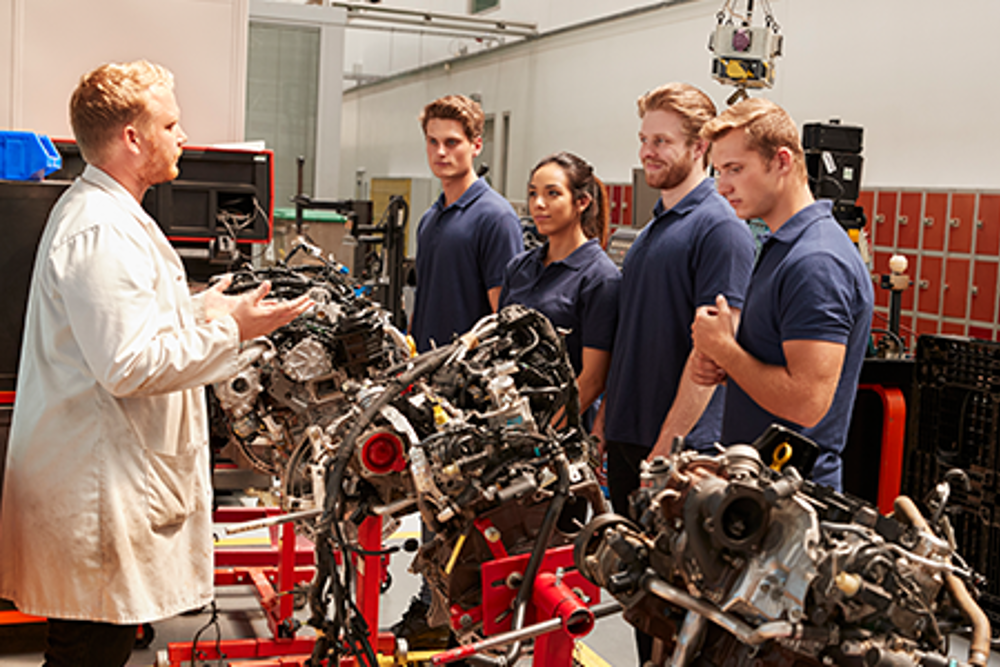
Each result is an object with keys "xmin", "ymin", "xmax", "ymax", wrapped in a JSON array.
[
  {"xmin": 436, "ymin": 177, "xmax": 488, "ymax": 212},
  {"xmin": 561, "ymin": 238, "xmax": 601, "ymax": 270},
  {"xmin": 768, "ymin": 199, "xmax": 833, "ymax": 245},
  {"xmin": 652, "ymin": 177, "xmax": 715, "ymax": 220},
  {"xmin": 532, "ymin": 238, "xmax": 600, "ymax": 271}
]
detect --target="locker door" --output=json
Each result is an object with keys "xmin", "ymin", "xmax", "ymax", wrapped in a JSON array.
[
  {"xmin": 915, "ymin": 255, "xmax": 942, "ymax": 316},
  {"xmin": 915, "ymin": 316, "xmax": 940, "ymax": 337},
  {"xmin": 968, "ymin": 326, "xmax": 995, "ymax": 342},
  {"xmin": 970, "ymin": 261, "xmax": 998, "ymax": 324},
  {"xmin": 921, "ymin": 193, "xmax": 947, "ymax": 252},
  {"xmin": 948, "ymin": 193, "xmax": 975, "ymax": 254},
  {"xmin": 977, "ymin": 194, "xmax": 1000, "ymax": 256},
  {"xmin": 873, "ymin": 191, "xmax": 898, "ymax": 248},
  {"xmin": 941, "ymin": 321, "xmax": 966, "ymax": 336},
  {"xmin": 942, "ymin": 258, "xmax": 970, "ymax": 319},
  {"xmin": 896, "ymin": 192, "xmax": 922, "ymax": 250}
]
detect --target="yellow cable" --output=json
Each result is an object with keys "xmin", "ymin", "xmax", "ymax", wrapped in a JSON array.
[{"xmin": 444, "ymin": 532, "xmax": 468, "ymax": 576}]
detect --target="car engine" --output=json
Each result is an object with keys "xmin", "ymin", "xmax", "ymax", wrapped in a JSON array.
[
  {"xmin": 211, "ymin": 254, "xmax": 607, "ymax": 665},
  {"xmin": 574, "ymin": 434, "xmax": 991, "ymax": 667}
]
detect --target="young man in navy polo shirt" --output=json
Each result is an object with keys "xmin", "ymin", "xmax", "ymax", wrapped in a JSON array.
[
  {"xmin": 395, "ymin": 94, "xmax": 522, "ymax": 645},
  {"xmin": 597, "ymin": 83, "xmax": 755, "ymax": 663},
  {"xmin": 410, "ymin": 94, "xmax": 523, "ymax": 353},
  {"xmin": 692, "ymin": 98, "xmax": 873, "ymax": 491}
]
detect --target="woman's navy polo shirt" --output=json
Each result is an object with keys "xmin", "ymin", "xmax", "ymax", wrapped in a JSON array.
[
  {"xmin": 499, "ymin": 239, "xmax": 620, "ymax": 375},
  {"xmin": 721, "ymin": 200, "xmax": 874, "ymax": 491}
]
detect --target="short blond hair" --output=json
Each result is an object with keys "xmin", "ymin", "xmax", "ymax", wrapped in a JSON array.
[
  {"xmin": 419, "ymin": 94, "xmax": 485, "ymax": 141},
  {"xmin": 701, "ymin": 98, "xmax": 807, "ymax": 181},
  {"xmin": 637, "ymin": 83, "xmax": 716, "ymax": 167},
  {"xmin": 70, "ymin": 60, "xmax": 174, "ymax": 164}
]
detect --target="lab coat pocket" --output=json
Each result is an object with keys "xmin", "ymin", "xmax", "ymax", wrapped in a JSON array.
[{"xmin": 147, "ymin": 447, "xmax": 201, "ymax": 530}]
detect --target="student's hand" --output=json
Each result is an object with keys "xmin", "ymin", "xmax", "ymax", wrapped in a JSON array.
[
  {"xmin": 690, "ymin": 349, "xmax": 727, "ymax": 386},
  {"xmin": 692, "ymin": 294, "xmax": 736, "ymax": 374}
]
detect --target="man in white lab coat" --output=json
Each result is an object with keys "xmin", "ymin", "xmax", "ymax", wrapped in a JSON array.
[{"xmin": 0, "ymin": 60, "xmax": 311, "ymax": 666}]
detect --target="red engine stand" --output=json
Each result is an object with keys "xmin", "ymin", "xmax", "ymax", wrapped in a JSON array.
[
  {"xmin": 438, "ymin": 519, "xmax": 602, "ymax": 667},
  {"xmin": 165, "ymin": 511, "xmax": 391, "ymax": 666}
]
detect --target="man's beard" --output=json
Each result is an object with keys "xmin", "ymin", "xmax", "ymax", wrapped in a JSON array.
[
  {"xmin": 644, "ymin": 149, "xmax": 696, "ymax": 191},
  {"xmin": 138, "ymin": 152, "xmax": 180, "ymax": 187}
]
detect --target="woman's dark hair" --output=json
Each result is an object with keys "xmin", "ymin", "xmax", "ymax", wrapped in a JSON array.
[{"xmin": 530, "ymin": 151, "xmax": 610, "ymax": 247}]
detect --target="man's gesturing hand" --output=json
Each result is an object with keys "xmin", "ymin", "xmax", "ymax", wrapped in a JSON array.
[
  {"xmin": 202, "ymin": 277, "xmax": 312, "ymax": 341},
  {"xmin": 229, "ymin": 281, "xmax": 312, "ymax": 341}
]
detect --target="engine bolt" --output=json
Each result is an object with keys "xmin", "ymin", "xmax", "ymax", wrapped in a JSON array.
[{"xmin": 484, "ymin": 527, "xmax": 501, "ymax": 543}]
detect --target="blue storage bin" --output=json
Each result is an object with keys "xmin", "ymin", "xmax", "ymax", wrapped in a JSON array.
[{"xmin": 0, "ymin": 131, "xmax": 62, "ymax": 181}]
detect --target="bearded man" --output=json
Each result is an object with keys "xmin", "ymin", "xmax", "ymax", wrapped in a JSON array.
[
  {"xmin": 0, "ymin": 60, "xmax": 309, "ymax": 666},
  {"xmin": 593, "ymin": 80, "xmax": 756, "ymax": 665}
]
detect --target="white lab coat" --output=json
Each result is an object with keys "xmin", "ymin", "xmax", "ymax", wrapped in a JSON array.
[{"xmin": 0, "ymin": 165, "xmax": 241, "ymax": 623}]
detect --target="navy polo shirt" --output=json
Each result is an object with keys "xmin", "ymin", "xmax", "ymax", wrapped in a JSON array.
[
  {"xmin": 604, "ymin": 178, "xmax": 755, "ymax": 449},
  {"xmin": 498, "ymin": 239, "xmax": 621, "ymax": 375},
  {"xmin": 721, "ymin": 200, "xmax": 874, "ymax": 490},
  {"xmin": 411, "ymin": 178, "xmax": 523, "ymax": 352}
]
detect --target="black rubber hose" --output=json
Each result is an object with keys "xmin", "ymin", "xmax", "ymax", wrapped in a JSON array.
[{"xmin": 311, "ymin": 343, "xmax": 459, "ymax": 664}]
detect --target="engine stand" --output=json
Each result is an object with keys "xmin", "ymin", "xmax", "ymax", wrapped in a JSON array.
[
  {"xmin": 431, "ymin": 542, "xmax": 604, "ymax": 667},
  {"xmin": 163, "ymin": 510, "xmax": 393, "ymax": 666}
]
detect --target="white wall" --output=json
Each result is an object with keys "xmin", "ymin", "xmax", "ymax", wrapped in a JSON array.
[
  {"xmin": 0, "ymin": 0, "xmax": 249, "ymax": 145},
  {"xmin": 341, "ymin": 0, "xmax": 1000, "ymax": 199}
]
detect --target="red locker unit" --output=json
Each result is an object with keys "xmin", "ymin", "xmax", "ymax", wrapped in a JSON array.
[{"xmin": 863, "ymin": 188, "xmax": 1000, "ymax": 346}]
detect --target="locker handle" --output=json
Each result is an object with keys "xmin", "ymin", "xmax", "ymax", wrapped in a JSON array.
[
  {"xmin": 922, "ymin": 217, "xmax": 934, "ymax": 227},
  {"xmin": 898, "ymin": 215, "xmax": 908, "ymax": 226}
]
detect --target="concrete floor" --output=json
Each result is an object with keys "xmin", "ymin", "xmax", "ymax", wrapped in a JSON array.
[{"xmin": 0, "ymin": 512, "xmax": 995, "ymax": 666}]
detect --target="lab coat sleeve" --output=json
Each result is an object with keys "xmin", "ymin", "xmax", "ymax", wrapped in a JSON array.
[{"xmin": 52, "ymin": 221, "xmax": 239, "ymax": 398}]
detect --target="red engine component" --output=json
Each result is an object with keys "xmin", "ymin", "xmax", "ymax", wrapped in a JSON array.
[{"xmin": 360, "ymin": 430, "xmax": 406, "ymax": 475}]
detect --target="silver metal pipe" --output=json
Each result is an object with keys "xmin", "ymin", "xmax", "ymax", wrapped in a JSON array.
[
  {"xmin": 372, "ymin": 497, "xmax": 416, "ymax": 516},
  {"xmin": 645, "ymin": 577, "xmax": 794, "ymax": 645},
  {"xmin": 430, "ymin": 601, "xmax": 622, "ymax": 664},
  {"xmin": 220, "ymin": 507, "xmax": 322, "ymax": 536},
  {"xmin": 330, "ymin": 1, "xmax": 537, "ymax": 31},
  {"xmin": 345, "ymin": 15, "xmax": 535, "ymax": 38},
  {"xmin": 671, "ymin": 612, "xmax": 707, "ymax": 667}
]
